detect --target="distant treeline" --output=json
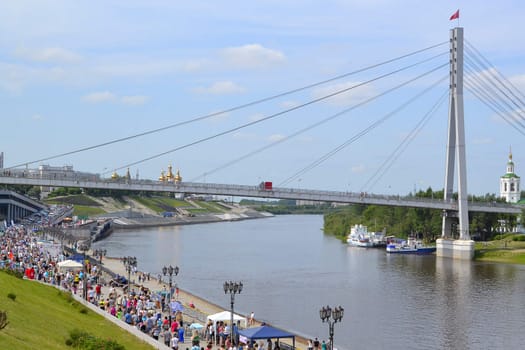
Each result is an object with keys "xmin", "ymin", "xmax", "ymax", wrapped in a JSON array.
[{"xmin": 324, "ymin": 188, "xmax": 522, "ymax": 242}]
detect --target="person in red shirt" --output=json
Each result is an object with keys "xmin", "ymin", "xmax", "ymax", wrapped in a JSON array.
[{"xmin": 95, "ymin": 283, "xmax": 102, "ymax": 301}]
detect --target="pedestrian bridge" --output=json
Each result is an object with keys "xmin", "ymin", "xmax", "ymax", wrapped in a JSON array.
[{"xmin": 0, "ymin": 174, "xmax": 521, "ymax": 214}]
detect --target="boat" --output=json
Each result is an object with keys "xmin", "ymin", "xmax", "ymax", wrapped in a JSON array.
[
  {"xmin": 386, "ymin": 236, "xmax": 436, "ymax": 254},
  {"xmin": 347, "ymin": 224, "xmax": 376, "ymax": 247}
]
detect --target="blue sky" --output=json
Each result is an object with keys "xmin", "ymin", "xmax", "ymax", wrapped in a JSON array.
[{"xmin": 1, "ymin": 1, "xmax": 525, "ymax": 196}]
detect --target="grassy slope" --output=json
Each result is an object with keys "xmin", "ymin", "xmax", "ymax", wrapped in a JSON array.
[
  {"xmin": 131, "ymin": 196, "xmax": 188, "ymax": 213},
  {"xmin": 72, "ymin": 205, "xmax": 106, "ymax": 217},
  {"xmin": 474, "ymin": 239, "xmax": 525, "ymax": 264},
  {"xmin": 0, "ymin": 272, "xmax": 153, "ymax": 350}
]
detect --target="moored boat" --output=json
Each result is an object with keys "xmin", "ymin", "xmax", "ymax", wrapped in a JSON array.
[
  {"xmin": 386, "ymin": 237, "xmax": 436, "ymax": 254},
  {"xmin": 347, "ymin": 224, "xmax": 386, "ymax": 247}
]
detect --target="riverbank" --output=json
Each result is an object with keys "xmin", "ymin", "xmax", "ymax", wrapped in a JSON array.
[
  {"xmin": 112, "ymin": 210, "xmax": 274, "ymax": 230},
  {"xmin": 474, "ymin": 239, "xmax": 525, "ymax": 264},
  {"xmin": 100, "ymin": 256, "xmax": 309, "ymax": 350}
]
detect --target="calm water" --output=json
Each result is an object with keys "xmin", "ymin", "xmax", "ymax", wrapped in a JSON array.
[{"xmin": 93, "ymin": 215, "xmax": 525, "ymax": 350}]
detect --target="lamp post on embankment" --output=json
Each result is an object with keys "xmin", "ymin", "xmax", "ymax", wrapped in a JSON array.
[
  {"xmin": 77, "ymin": 240, "xmax": 91, "ymax": 301},
  {"xmin": 122, "ymin": 256, "xmax": 137, "ymax": 294},
  {"xmin": 224, "ymin": 281, "xmax": 243, "ymax": 345},
  {"xmin": 319, "ymin": 305, "xmax": 344, "ymax": 350},
  {"xmin": 162, "ymin": 265, "xmax": 179, "ymax": 325},
  {"xmin": 93, "ymin": 249, "xmax": 106, "ymax": 264}
]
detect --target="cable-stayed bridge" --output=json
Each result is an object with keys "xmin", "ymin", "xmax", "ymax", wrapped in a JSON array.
[
  {"xmin": 0, "ymin": 173, "xmax": 521, "ymax": 214},
  {"xmin": 2, "ymin": 27, "xmax": 525, "ymax": 258}
]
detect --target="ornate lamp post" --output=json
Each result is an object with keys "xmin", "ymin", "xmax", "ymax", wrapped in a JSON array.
[
  {"xmin": 93, "ymin": 249, "xmax": 107, "ymax": 264},
  {"xmin": 319, "ymin": 305, "xmax": 344, "ymax": 350},
  {"xmin": 77, "ymin": 240, "xmax": 91, "ymax": 301},
  {"xmin": 162, "ymin": 265, "xmax": 179, "ymax": 325},
  {"xmin": 223, "ymin": 281, "xmax": 243, "ymax": 345},
  {"xmin": 122, "ymin": 256, "xmax": 137, "ymax": 294}
]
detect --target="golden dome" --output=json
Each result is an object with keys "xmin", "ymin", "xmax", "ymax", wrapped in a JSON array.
[
  {"xmin": 175, "ymin": 169, "xmax": 182, "ymax": 183},
  {"xmin": 166, "ymin": 164, "xmax": 174, "ymax": 181},
  {"xmin": 111, "ymin": 171, "xmax": 119, "ymax": 180},
  {"xmin": 159, "ymin": 170, "xmax": 166, "ymax": 182}
]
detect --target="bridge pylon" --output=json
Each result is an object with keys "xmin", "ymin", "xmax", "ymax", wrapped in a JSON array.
[{"xmin": 436, "ymin": 27, "xmax": 475, "ymax": 260}]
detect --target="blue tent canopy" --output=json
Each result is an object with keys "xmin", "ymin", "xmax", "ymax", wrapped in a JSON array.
[{"xmin": 238, "ymin": 326, "xmax": 295, "ymax": 349}]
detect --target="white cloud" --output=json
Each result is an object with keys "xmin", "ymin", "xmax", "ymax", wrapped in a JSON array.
[
  {"xmin": 193, "ymin": 81, "xmax": 245, "ymax": 95},
  {"xmin": 221, "ymin": 44, "xmax": 285, "ymax": 69},
  {"xmin": 268, "ymin": 134, "xmax": 286, "ymax": 142},
  {"xmin": 351, "ymin": 164, "xmax": 366, "ymax": 173},
  {"xmin": 206, "ymin": 110, "xmax": 230, "ymax": 123},
  {"xmin": 312, "ymin": 82, "xmax": 376, "ymax": 107},
  {"xmin": 82, "ymin": 91, "xmax": 150, "ymax": 105},
  {"xmin": 509, "ymin": 74, "xmax": 525, "ymax": 93},
  {"xmin": 82, "ymin": 91, "xmax": 117, "ymax": 103},
  {"xmin": 279, "ymin": 100, "xmax": 300, "ymax": 109},
  {"xmin": 121, "ymin": 95, "xmax": 149, "ymax": 105},
  {"xmin": 14, "ymin": 47, "xmax": 82, "ymax": 63},
  {"xmin": 31, "ymin": 114, "xmax": 43, "ymax": 121},
  {"xmin": 248, "ymin": 113, "xmax": 266, "ymax": 122}
]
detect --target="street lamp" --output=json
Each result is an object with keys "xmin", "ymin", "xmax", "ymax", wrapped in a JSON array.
[
  {"xmin": 319, "ymin": 305, "xmax": 344, "ymax": 350},
  {"xmin": 162, "ymin": 265, "xmax": 179, "ymax": 325},
  {"xmin": 223, "ymin": 281, "xmax": 243, "ymax": 346},
  {"xmin": 77, "ymin": 240, "xmax": 91, "ymax": 301},
  {"xmin": 122, "ymin": 256, "xmax": 137, "ymax": 295},
  {"xmin": 93, "ymin": 249, "xmax": 107, "ymax": 264}
]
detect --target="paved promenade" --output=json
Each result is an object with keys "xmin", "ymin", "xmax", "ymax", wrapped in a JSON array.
[{"xmin": 96, "ymin": 256, "xmax": 308, "ymax": 350}]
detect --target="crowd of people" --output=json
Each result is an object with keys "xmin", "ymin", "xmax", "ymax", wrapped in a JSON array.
[
  {"xmin": 1, "ymin": 222, "xmax": 323, "ymax": 350},
  {"xmin": 0, "ymin": 224, "xmax": 250, "ymax": 350}
]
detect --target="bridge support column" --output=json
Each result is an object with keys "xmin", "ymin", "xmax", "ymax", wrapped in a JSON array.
[
  {"xmin": 437, "ymin": 26, "xmax": 474, "ymax": 260},
  {"xmin": 436, "ymin": 238, "xmax": 475, "ymax": 260}
]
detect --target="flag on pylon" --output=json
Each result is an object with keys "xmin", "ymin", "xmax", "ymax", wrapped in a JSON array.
[{"xmin": 450, "ymin": 9, "xmax": 459, "ymax": 20}]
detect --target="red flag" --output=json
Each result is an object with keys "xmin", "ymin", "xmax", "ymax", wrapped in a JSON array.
[{"xmin": 450, "ymin": 9, "xmax": 459, "ymax": 20}]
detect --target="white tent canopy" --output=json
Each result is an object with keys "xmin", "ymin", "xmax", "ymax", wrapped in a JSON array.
[
  {"xmin": 207, "ymin": 310, "xmax": 247, "ymax": 328},
  {"xmin": 57, "ymin": 259, "xmax": 83, "ymax": 271}
]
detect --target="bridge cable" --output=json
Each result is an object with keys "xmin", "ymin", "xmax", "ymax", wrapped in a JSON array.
[
  {"xmin": 464, "ymin": 61, "xmax": 525, "ymax": 130},
  {"xmin": 361, "ymin": 90, "xmax": 448, "ymax": 193},
  {"xmin": 109, "ymin": 58, "xmax": 449, "ymax": 174},
  {"xmin": 277, "ymin": 72, "xmax": 448, "ymax": 187},
  {"xmin": 464, "ymin": 51, "xmax": 525, "ymax": 126},
  {"xmin": 465, "ymin": 40, "xmax": 525, "ymax": 106},
  {"xmin": 464, "ymin": 72, "xmax": 525, "ymax": 137},
  {"xmin": 8, "ymin": 42, "xmax": 448, "ymax": 170},
  {"xmin": 190, "ymin": 63, "xmax": 451, "ymax": 182},
  {"xmin": 464, "ymin": 62, "xmax": 525, "ymax": 134}
]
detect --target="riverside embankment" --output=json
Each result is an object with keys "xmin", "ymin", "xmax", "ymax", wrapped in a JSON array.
[{"xmin": 100, "ymin": 257, "xmax": 309, "ymax": 350}]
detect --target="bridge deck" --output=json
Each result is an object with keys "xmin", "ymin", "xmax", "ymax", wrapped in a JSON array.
[{"xmin": 0, "ymin": 174, "xmax": 520, "ymax": 214}]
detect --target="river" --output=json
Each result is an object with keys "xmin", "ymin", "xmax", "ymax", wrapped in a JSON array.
[{"xmin": 92, "ymin": 215, "xmax": 525, "ymax": 350}]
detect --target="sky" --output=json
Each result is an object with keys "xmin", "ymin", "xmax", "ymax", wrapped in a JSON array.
[{"xmin": 1, "ymin": 1, "xmax": 525, "ymax": 196}]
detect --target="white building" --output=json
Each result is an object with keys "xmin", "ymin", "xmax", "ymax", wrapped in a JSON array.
[{"xmin": 500, "ymin": 150, "xmax": 520, "ymax": 203}]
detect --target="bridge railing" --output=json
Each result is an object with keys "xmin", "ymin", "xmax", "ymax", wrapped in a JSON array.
[{"xmin": 0, "ymin": 170, "xmax": 521, "ymax": 212}]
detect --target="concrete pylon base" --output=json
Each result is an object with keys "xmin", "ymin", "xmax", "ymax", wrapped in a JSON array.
[{"xmin": 436, "ymin": 238, "xmax": 475, "ymax": 260}]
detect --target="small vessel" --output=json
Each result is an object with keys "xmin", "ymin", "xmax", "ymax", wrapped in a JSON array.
[
  {"xmin": 347, "ymin": 224, "xmax": 374, "ymax": 247},
  {"xmin": 386, "ymin": 236, "xmax": 436, "ymax": 254}
]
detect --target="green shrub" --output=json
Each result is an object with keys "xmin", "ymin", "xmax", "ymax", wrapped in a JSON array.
[
  {"xmin": 512, "ymin": 235, "xmax": 525, "ymax": 241},
  {"xmin": 0, "ymin": 310, "xmax": 8, "ymax": 330},
  {"xmin": 66, "ymin": 329, "xmax": 125, "ymax": 350},
  {"xmin": 7, "ymin": 292, "xmax": 16, "ymax": 301},
  {"xmin": 0, "ymin": 268, "xmax": 24, "ymax": 279}
]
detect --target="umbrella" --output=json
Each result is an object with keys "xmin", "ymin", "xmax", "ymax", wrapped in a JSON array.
[
  {"xmin": 190, "ymin": 323, "xmax": 204, "ymax": 330},
  {"xmin": 170, "ymin": 301, "xmax": 184, "ymax": 313}
]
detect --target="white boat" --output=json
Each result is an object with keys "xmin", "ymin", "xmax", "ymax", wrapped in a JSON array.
[{"xmin": 346, "ymin": 224, "xmax": 374, "ymax": 247}]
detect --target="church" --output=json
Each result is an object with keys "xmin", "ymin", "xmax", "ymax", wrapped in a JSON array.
[{"xmin": 500, "ymin": 150, "xmax": 521, "ymax": 203}]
